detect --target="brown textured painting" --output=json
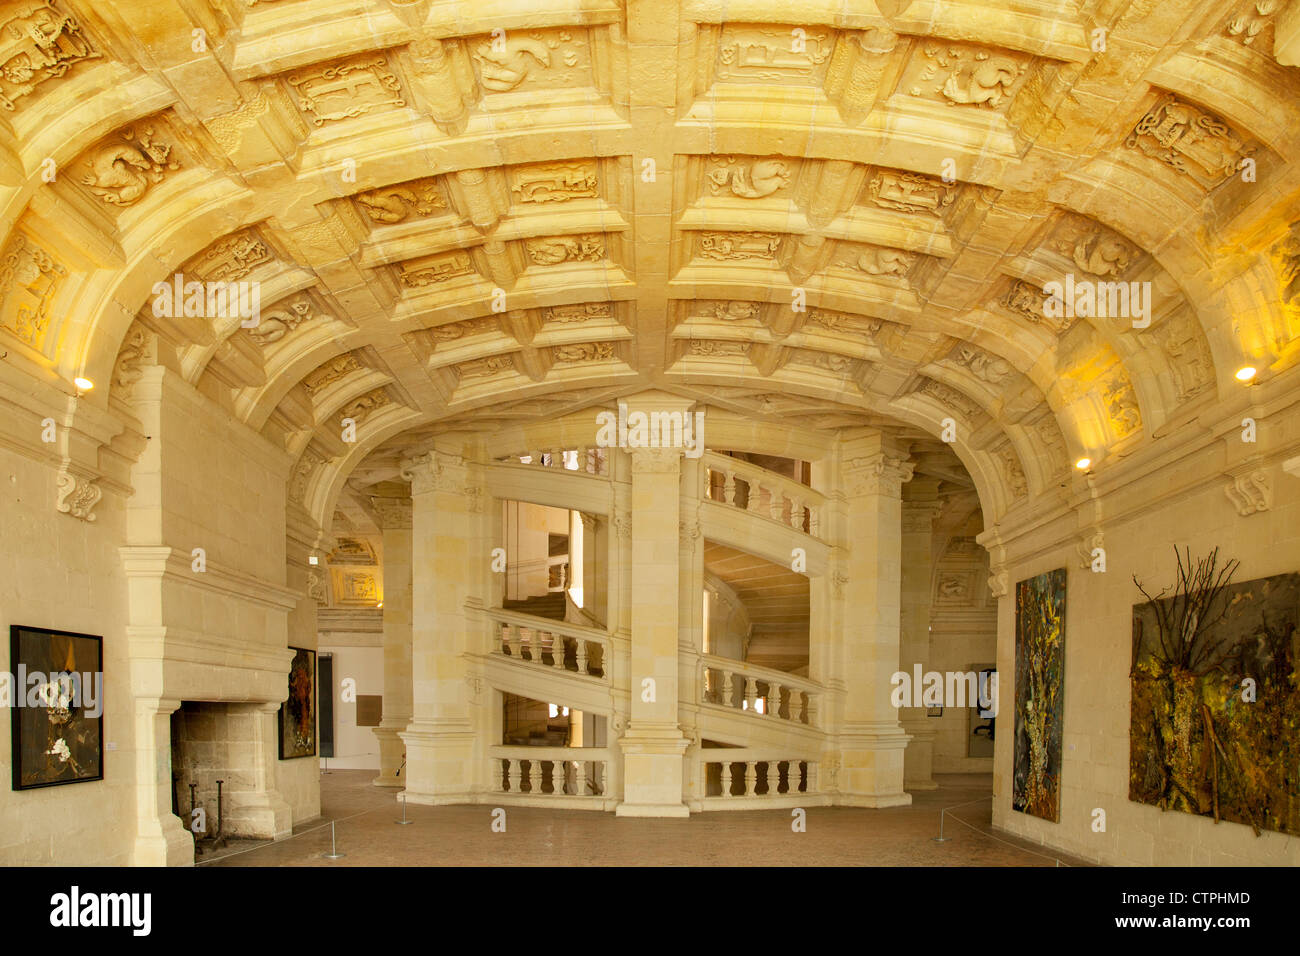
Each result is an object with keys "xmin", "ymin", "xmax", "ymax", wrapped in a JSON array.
[
  {"xmin": 1013, "ymin": 568, "xmax": 1066, "ymax": 822},
  {"xmin": 1131, "ymin": 549, "xmax": 1300, "ymax": 836},
  {"xmin": 278, "ymin": 647, "xmax": 316, "ymax": 759}
]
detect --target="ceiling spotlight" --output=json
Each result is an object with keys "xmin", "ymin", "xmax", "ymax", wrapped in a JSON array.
[
  {"xmin": 1075, "ymin": 458, "xmax": 1092, "ymax": 471},
  {"xmin": 73, "ymin": 377, "xmax": 94, "ymax": 391},
  {"xmin": 377, "ymin": 602, "xmax": 383, "ymax": 609},
  {"xmin": 1235, "ymin": 366, "xmax": 1257, "ymax": 383}
]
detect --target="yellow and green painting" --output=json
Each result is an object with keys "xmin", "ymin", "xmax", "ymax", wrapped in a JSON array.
[
  {"xmin": 1131, "ymin": 551, "xmax": 1300, "ymax": 836},
  {"xmin": 1013, "ymin": 568, "xmax": 1066, "ymax": 822}
]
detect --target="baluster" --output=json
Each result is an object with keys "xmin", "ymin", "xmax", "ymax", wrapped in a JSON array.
[
  {"xmin": 532, "ymin": 629, "xmax": 544, "ymax": 663},
  {"xmin": 529, "ymin": 760, "xmax": 542, "ymax": 794},
  {"xmin": 790, "ymin": 688, "xmax": 803, "ymax": 723},
  {"xmin": 768, "ymin": 760, "xmax": 782, "ymax": 796},
  {"xmin": 704, "ymin": 467, "xmax": 715, "ymax": 501},
  {"xmin": 507, "ymin": 625, "xmax": 521, "ymax": 658},
  {"xmin": 594, "ymin": 762, "xmax": 604, "ymax": 796},
  {"xmin": 744, "ymin": 677, "xmax": 757, "ymax": 712},
  {"xmin": 745, "ymin": 477, "xmax": 760, "ymax": 512},
  {"xmin": 576, "ymin": 640, "xmax": 589, "ymax": 675},
  {"xmin": 791, "ymin": 495, "xmax": 804, "ymax": 531},
  {"xmin": 572, "ymin": 759, "xmax": 585, "ymax": 796},
  {"xmin": 809, "ymin": 507, "xmax": 818, "ymax": 538},
  {"xmin": 551, "ymin": 760, "xmax": 565, "ymax": 795},
  {"xmin": 804, "ymin": 761, "xmax": 814, "ymax": 793},
  {"xmin": 723, "ymin": 469, "xmax": 736, "ymax": 505},
  {"xmin": 720, "ymin": 761, "xmax": 733, "ymax": 797},
  {"xmin": 744, "ymin": 761, "xmax": 756, "ymax": 796},
  {"xmin": 508, "ymin": 759, "xmax": 521, "ymax": 793},
  {"xmin": 551, "ymin": 634, "xmax": 566, "ymax": 670},
  {"xmin": 768, "ymin": 681, "xmax": 781, "ymax": 719},
  {"xmin": 769, "ymin": 485, "xmax": 782, "ymax": 522},
  {"xmin": 804, "ymin": 693, "xmax": 817, "ymax": 727},
  {"xmin": 722, "ymin": 670, "xmax": 735, "ymax": 707}
]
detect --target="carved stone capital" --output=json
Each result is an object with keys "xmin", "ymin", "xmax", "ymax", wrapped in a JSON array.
[
  {"xmin": 370, "ymin": 496, "xmax": 413, "ymax": 530},
  {"xmin": 901, "ymin": 500, "xmax": 944, "ymax": 533},
  {"xmin": 1224, "ymin": 469, "xmax": 1272, "ymax": 516},
  {"xmin": 1075, "ymin": 530, "xmax": 1105, "ymax": 569},
  {"xmin": 579, "ymin": 511, "xmax": 599, "ymax": 533},
  {"xmin": 629, "ymin": 446, "xmax": 683, "ymax": 473},
  {"xmin": 844, "ymin": 454, "xmax": 914, "ymax": 498},
  {"xmin": 611, "ymin": 505, "xmax": 631, "ymax": 540},
  {"xmin": 56, "ymin": 467, "xmax": 101, "ymax": 522},
  {"xmin": 400, "ymin": 450, "xmax": 467, "ymax": 496},
  {"xmin": 987, "ymin": 570, "xmax": 1009, "ymax": 598}
]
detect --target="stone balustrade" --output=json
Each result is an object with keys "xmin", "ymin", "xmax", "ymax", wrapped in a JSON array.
[
  {"xmin": 484, "ymin": 606, "xmax": 609, "ymax": 680},
  {"xmin": 500, "ymin": 447, "xmax": 609, "ymax": 476},
  {"xmin": 699, "ymin": 751, "xmax": 817, "ymax": 801},
  {"xmin": 489, "ymin": 746, "xmax": 609, "ymax": 798},
  {"xmin": 702, "ymin": 451, "xmax": 823, "ymax": 537},
  {"xmin": 700, "ymin": 654, "xmax": 820, "ymax": 727}
]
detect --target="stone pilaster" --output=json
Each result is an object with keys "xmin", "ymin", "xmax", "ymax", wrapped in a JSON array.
[
  {"xmin": 224, "ymin": 701, "xmax": 294, "ymax": 839},
  {"xmin": 617, "ymin": 442, "xmax": 690, "ymax": 816},
  {"xmin": 399, "ymin": 449, "xmax": 478, "ymax": 804},
  {"xmin": 900, "ymin": 483, "xmax": 943, "ymax": 791},
  {"xmin": 130, "ymin": 696, "xmax": 194, "ymax": 866},
  {"xmin": 371, "ymin": 496, "xmax": 412, "ymax": 788},
  {"xmin": 835, "ymin": 434, "xmax": 914, "ymax": 807}
]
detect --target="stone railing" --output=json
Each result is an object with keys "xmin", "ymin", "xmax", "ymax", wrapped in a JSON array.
[
  {"xmin": 483, "ymin": 606, "xmax": 609, "ymax": 680},
  {"xmin": 499, "ymin": 446, "xmax": 609, "ymax": 476},
  {"xmin": 489, "ymin": 746, "xmax": 610, "ymax": 798},
  {"xmin": 700, "ymin": 654, "xmax": 820, "ymax": 727},
  {"xmin": 702, "ymin": 451, "xmax": 823, "ymax": 537},
  {"xmin": 698, "ymin": 750, "xmax": 818, "ymax": 801}
]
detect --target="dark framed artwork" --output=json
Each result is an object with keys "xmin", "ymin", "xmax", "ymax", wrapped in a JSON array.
[
  {"xmin": 1013, "ymin": 568, "xmax": 1066, "ymax": 821},
  {"xmin": 278, "ymin": 646, "xmax": 317, "ymax": 759},
  {"xmin": 10, "ymin": 625, "xmax": 104, "ymax": 790}
]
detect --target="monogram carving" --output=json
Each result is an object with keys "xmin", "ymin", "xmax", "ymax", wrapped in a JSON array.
[
  {"xmin": 192, "ymin": 231, "xmax": 273, "ymax": 283},
  {"xmin": 867, "ymin": 170, "xmax": 955, "ymax": 216},
  {"xmin": 288, "ymin": 57, "xmax": 405, "ymax": 126},
  {"xmin": 0, "ymin": 1, "xmax": 99, "ymax": 111},
  {"xmin": 510, "ymin": 161, "xmax": 598, "ymax": 203},
  {"xmin": 399, "ymin": 251, "xmax": 474, "ymax": 287},
  {"xmin": 697, "ymin": 232, "xmax": 781, "ymax": 260},
  {"xmin": 1126, "ymin": 93, "xmax": 1248, "ymax": 188},
  {"xmin": 0, "ymin": 234, "xmax": 65, "ymax": 347}
]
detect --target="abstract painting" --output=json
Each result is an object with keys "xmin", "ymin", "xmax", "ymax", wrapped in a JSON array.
[
  {"xmin": 9, "ymin": 625, "xmax": 104, "ymax": 790},
  {"xmin": 1131, "ymin": 549, "xmax": 1300, "ymax": 836},
  {"xmin": 278, "ymin": 646, "xmax": 316, "ymax": 759},
  {"xmin": 1013, "ymin": 569, "xmax": 1066, "ymax": 821}
]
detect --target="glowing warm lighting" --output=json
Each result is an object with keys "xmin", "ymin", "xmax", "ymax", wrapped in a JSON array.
[
  {"xmin": 1235, "ymin": 366, "xmax": 1257, "ymax": 382},
  {"xmin": 377, "ymin": 602, "xmax": 383, "ymax": 609},
  {"xmin": 74, "ymin": 377, "xmax": 94, "ymax": 391},
  {"xmin": 308, "ymin": 555, "xmax": 319, "ymax": 565},
  {"xmin": 1075, "ymin": 458, "xmax": 1092, "ymax": 471}
]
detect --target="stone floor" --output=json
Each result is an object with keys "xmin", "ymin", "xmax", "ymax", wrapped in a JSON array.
[{"xmin": 202, "ymin": 771, "xmax": 1092, "ymax": 867}]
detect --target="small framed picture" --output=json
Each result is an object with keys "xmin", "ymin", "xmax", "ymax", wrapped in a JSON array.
[
  {"xmin": 278, "ymin": 647, "xmax": 317, "ymax": 759},
  {"xmin": 10, "ymin": 625, "xmax": 104, "ymax": 790}
]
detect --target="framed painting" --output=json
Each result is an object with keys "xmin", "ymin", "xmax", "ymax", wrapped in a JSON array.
[
  {"xmin": 1012, "ymin": 568, "xmax": 1066, "ymax": 821},
  {"xmin": 9, "ymin": 625, "xmax": 104, "ymax": 790},
  {"xmin": 278, "ymin": 646, "xmax": 316, "ymax": 759}
]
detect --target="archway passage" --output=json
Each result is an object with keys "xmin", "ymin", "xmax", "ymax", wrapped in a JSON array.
[{"xmin": 1, "ymin": 0, "xmax": 1298, "ymax": 869}]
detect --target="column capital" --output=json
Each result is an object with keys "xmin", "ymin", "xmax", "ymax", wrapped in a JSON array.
[
  {"xmin": 629, "ymin": 445, "xmax": 683, "ymax": 473},
  {"xmin": 370, "ymin": 496, "xmax": 413, "ymax": 529},
  {"xmin": 400, "ymin": 449, "xmax": 468, "ymax": 496},
  {"xmin": 844, "ymin": 453, "xmax": 914, "ymax": 498},
  {"xmin": 901, "ymin": 498, "xmax": 944, "ymax": 533}
]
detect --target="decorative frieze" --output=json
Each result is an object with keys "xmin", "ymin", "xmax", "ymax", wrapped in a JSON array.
[
  {"xmin": 510, "ymin": 161, "xmax": 598, "ymax": 203},
  {"xmin": 552, "ymin": 342, "xmax": 614, "ymax": 362},
  {"xmin": 457, "ymin": 355, "xmax": 515, "ymax": 379},
  {"xmin": 867, "ymin": 169, "xmax": 954, "ymax": 216},
  {"xmin": 399, "ymin": 251, "xmax": 475, "ymax": 288},
  {"xmin": 430, "ymin": 317, "xmax": 497, "ymax": 341},
  {"xmin": 544, "ymin": 302, "xmax": 614, "ymax": 324},
  {"xmin": 715, "ymin": 24, "xmax": 834, "ymax": 83},
  {"xmin": 697, "ymin": 232, "xmax": 781, "ymax": 260},
  {"xmin": 688, "ymin": 340, "xmax": 749, "ymax": 357}
]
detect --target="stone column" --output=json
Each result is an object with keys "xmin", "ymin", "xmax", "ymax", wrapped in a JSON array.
[
  {"xmin": 836, "ymin": 433, "xmax": 914, "ymax": 807},
  {"xmin": 225, "ymin": 701, "xmax": 293, "ymax": 838},
  {"xmin": 371, "ymin": 496, "xmax": 412, "ymax": 788},
  {"xmin": 130, "ymin": 695, "xmax": 194, "ymax": 866},
  {"xmin": 616, "ymin": 442, "xmax": 690, "ymax": 817},
  {"xmin": 399, "ymin": 448, "xmax": 479, "ymax": 804},
  {"xmin": 900, "ymin": 482, "xmax": 943, "ymax": 792}
]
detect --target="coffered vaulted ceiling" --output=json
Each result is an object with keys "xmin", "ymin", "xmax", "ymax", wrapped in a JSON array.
[{"xmin": 5, "ymin": 0, "xmax": 1300, "ymax": 535}]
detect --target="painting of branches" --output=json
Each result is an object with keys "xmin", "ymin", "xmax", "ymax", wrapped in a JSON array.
[
  {"xmin": 1013, "ymin": 568, "xmax": 1066, "ymax": 822},
  {"xmin": 1131, "ymin": 548, "xmax": 1300, "ymax": 836}
]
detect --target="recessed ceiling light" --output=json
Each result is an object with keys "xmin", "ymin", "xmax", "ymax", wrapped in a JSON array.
[
  {"xmin": 74, "ymin": 377, "xmax": 93, "ymax": 391},
  {"xmin": 1075, "ymin": 457, "xmax": 1092, "ymax": 471},
  {"xmin": 1235, "ymin": 366, "xmax": 1257, "ymax": 382}
]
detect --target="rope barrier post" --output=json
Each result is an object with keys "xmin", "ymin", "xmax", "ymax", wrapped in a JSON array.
[
  {"xmin": 322, "ymin": 820, "xmax": 346, "ymax": 860},
  {"xmin": 396, "ymin": 792, "xmax": 413, "ymax": 825}
]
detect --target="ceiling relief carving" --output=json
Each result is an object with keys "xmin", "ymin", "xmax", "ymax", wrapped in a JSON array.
[
  {"xmin": 287, "ymin": 56, "xmax": 406, "ymax": 126},
  {"xmin": 525, "ymin": 234, "xmax": 605, "ymax": 265},
  {"xmin": 866, "ymin": 169, "xmax": 956, "ymax": 217},
  {"xmin": 78, "ymin": 123, "xmax": 181, "ymax": 206},
  {"xmin": 398, "ymin": 251, "xmax": 476, "ymax": 288},
  {"xmin": 470, "ymin": 27, "xmax": 591, "ymax": 94},
  {"xmin": 509, "ymin": 161, "xmax": 598, "ymax": 203},
  {"xmin": 0, "ymin": 233, "xmax": 65, "ymax": 349},
  {"xmin": 1125, "ymin": 92, "xmax": 1251, "ymax": 189},
  {"xmin": 696, "ymin": 232, "xmax": 782, "ymax": 261},
  {"xmin": 705, "ymin": 156, "xmax": 793, "ymax": 198},
  {"xmin": 901, "ymin": 42, "xmax": 1028, "ymax": 110},
  {"xmin": 0, "ymin": 1, "xmax": 100, "ymax": 111},
  {"xmin": 354, "ymin": 179, "xmax": 447, "ymax": 223}
]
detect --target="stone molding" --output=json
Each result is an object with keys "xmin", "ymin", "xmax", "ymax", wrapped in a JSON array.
[
  {"xmin": 370, "ymin": 496, "xmax": 413, "ymax": 529},
  {"xmin": 844, "ymin": 454, "xmax": 915, "ymax": 498}
]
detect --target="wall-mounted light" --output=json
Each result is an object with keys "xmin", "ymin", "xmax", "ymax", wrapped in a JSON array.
[
  {"xmin": 1235, "ymin": 366, "xmax": 1257, "ymax": 383},
  {"xmin": 308, "ymin": 555, "xmax": 319, "ymax": 566},
  {"xmin": 1075, "ymin": 457, "xmax": 1092, "ymax": 471},
  {"xmin": 74, "ymin": 377, "xmax": 93, "ymax": 392}
]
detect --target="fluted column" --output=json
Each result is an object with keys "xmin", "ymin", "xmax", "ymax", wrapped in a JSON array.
[
  {"xmin": 616, "ymin": 412, "xmax": 691, "ymax": 816},
  {"xmin": 399, "ymin": 447, "xmax": 480, "ymax": 804},
  {"xmin": 900, "ymin": 483, "xmax": 943, "ymax": 791},
  {"xmin": 371, "ymin": 496, "xmax": 412, "ymax": 788},
  {"xmin": 835, "ymin": 433, "xmax": 914, "ymax": 807}
]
